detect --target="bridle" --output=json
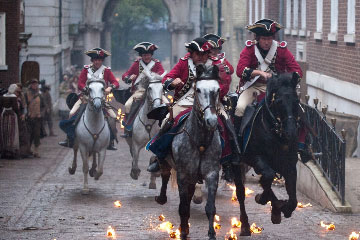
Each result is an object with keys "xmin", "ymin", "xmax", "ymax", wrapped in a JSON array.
[
  {"xmin": 193, "ymin": 80, "xmax": 220, "ymax": 123},
  {"xmin": 147, "ymin": 80, "xmax": 163, "ymax": 106},
  {"xmin": 86, "ymin": 80, "xmax": 105, "ymax": 111}
]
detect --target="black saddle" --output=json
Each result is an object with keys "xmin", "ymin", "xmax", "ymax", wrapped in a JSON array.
[
  {"xmin": 66, "ymin": 93, "xmax": 79, "ymax": 110},
  {"xmin": 113, "ymin": 88, "xmax": 132, "ymax": 105}
]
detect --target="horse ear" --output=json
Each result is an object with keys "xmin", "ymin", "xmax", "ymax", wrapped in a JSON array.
[
  {"xmin": 196, "ymin": 64, "xmax": 206, "ymax": 78},
  {"xmin": 291, "ymin": 72, "xmax": 300, "ymax": 88}
]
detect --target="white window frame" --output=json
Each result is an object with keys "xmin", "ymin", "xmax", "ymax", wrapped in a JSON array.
[
  {"xmin": 285, "ymin": 0, "xmax": 291, "ymax": 35},
  {"xmin": 254, "ymin": 0, "xmax": 259, "ymax": 22},
  {"xmin": 314, "ymin": 0, "xmax": 323, "ymax": 40},
  {"xmin": 299, "ymin": 0, "xmax": 306, "ymax": 36},
  {"xmin": 261, "ymin": 0, "xmax": 265, "ymax": 19},
  {"xmin": 344, "ymin": 0, "xmax": 356, "ymax": 43},
  {"xmin": 0, "ymin": 12, "xmax": 6, "ymax": 70},
  {"xmin": 249, "ymin": 0, "xmax": 253, "ymax": 25},
  {"xmin": 328, "ymin": 0, "xmax": 338, "ymax": 41},
  {"xmin": 292, "ymin": 0, "xmax": 299, "ymax": 35}
]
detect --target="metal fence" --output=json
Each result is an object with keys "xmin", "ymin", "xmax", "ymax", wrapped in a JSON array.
[{"xmin": 301, "ymin": 99, "xmax": 346, "ymax": 205}]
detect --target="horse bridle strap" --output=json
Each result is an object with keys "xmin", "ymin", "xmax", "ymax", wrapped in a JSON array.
[
  {"xmin": 138, "ymin": 115, "xmax": 156, "ymax": 140},
  {"xmin": 82, "ymin": 114, "xmax": 106, "ymax": 150}
]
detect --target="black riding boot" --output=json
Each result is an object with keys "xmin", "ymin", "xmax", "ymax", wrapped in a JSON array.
[
  {"xmin": 298, "ymin": 143, "xmax": 314, "ymax": 163},
  {"xmin": 58, "ymin": 137, "xmax": 74, "ymax": 148},
  {"xmin": 221, "ymin": 161, "xmax": 234, "ymax": 183},
  {"xmin": 147, "ymin": 157, "xmax": 165, "ymax": 172},
  {"xmin": 233, "ymin": 115, "xmax": 242, "ymax": 137}
]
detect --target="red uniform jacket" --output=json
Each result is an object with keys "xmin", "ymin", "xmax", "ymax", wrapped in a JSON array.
[
  {"xmin": 78, "ymin": 65, "xmax": 119, "ymax": 91},
  {"xmin": 218, "ymin": 53, "xmax": 234, "ymax": 75},
  {"xmin": 162, "ymin": 53, "xmax": 232, "ymax": 100},
  {"xmin": 236, "ymin": 41, "xmax": 302, "ymax": 86},
  {"xmin": 122, "ymin": 58, "xmax": 165, "ymax": 83}
]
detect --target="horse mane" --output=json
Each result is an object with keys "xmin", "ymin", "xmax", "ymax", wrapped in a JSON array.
[{"xmin": 266, "ymin": 72, "xmax": 299, "ymax": 101}]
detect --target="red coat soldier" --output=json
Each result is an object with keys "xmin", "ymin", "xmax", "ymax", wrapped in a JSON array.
[{"xmin": 121, "ymin": 42, "xmax": 166, "ymax": 137}]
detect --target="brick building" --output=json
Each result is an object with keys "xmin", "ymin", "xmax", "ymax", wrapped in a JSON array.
[
  {"xmin": 246, "ymin": 0, "xmax": 360, "ymax": 116},
  {"xmin": 0, "ymin": 0, "xmax": 21, "ymax": 88}
]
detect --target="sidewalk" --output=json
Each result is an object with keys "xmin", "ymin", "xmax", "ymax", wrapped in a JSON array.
[{"xmin": 346, "ymin": 157, "xmax": 360, "ymax": 212}]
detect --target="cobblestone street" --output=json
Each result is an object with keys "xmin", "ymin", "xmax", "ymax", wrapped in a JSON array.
[{"xmin": 0, "ymin": 124, "xmax": 359, "ymax": 240}]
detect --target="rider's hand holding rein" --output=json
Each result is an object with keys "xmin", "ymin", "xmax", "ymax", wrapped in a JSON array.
[
  {"xmin": 252, "ymin": 70, "xmax": 272, "ymax": 82},
  {"xmin": 105, "ymin": 87, "xmax": 112, "ymax": 94},
  {"xmin": 170, "ymin": 78, "xmax": 184, "ymax": 88}
]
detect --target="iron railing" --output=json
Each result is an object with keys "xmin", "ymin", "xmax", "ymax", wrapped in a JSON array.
[{"xmin": 301, "ymin": 99, "xmax": 346, "ymax": 205}]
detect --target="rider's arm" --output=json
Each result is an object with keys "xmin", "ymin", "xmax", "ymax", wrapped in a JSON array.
[
  {"xmin": 154, "ymin": 61, "xmax": 165, "ymax": 75},
  {"xmin": 105, "ymin": 69, "xmax": 119, "ymax": 90},
  {"xmin": 162, "ymin": 59, "xmax": 185, "ymax": 91},
  {"xmin": 236, "ymin": 46, "xmax": 257, "ymax": 85},
  {"xmin": 77, "ymin": 68, "xmax": 88, "ymax": 91},
  {"xmin": 223, "ymin": 58, "xmax": 234, "ymax": 75},
  {"xmin": 281, "ymin": 48, "xmax": 303, "ymax": 79},
  {"xmin": 122, "ymin": 61, "xmax": 139, "ymax": 83}
]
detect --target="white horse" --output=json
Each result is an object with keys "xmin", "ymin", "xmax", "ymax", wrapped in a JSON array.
[
  {"xmin": 126, "ymin": 72, "xmax": 167, "ymax": 188},
  {"xmin": 69, "ymin": 78, "xmax": 110, "ymax": 194}
]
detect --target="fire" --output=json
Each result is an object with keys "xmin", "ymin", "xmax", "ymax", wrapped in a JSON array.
[
  {"xmin": 267, "ymin": 201, "xmax": 272, "ymax": 206},
  {"xmin": 227, "ymin": 229, "xmax": 238, "ymax": 240},
  {"xmin": 116, "ymin": 109, "xmax": 125, "ymax": 129},
  {"xmin": 215, "ymin": 215, "xmax": 220, "ymax": 221},
  {"xmin": 159, "ymin": 221, "xmax": 174, "ymax": 231},
  {"xmin": 113, "ymin": 200, "xmax": 122, "ymax": 208},
  {"xmin": 107, "ymin": 226, "xmax": 116, "ymax": 239},
  {"xmin": 167, "ymin": 94, "xmax": 174, "ymax": 103},
  {"xmin": 297, "ymin": 202, "xmax": 312, "ymax": 208},
  {"xmin": 231, "ymin": 217, "xmax": 242, "ymax": 228},
  {"xmin": 320, "ymin": 221, "xmax": 335, "ymax": 230},
  {"xmin": 349, "ymin": 232, "xmax": 360, "ymax": 240},
  {"xmin": 169, "ymin": 229, "xmax": 180, "ymax": 239},
  {"xmin": 227, "ymin": 184, "xmax": 254, "ymax": 201},
  {"xmin": 250, "ymin": 223, "xmax": 262, "ymax": 233},
  {"xmin": 106, "ymin": 92, "xmax": 114, "ymax": 102},
  {"xmin": 213, "ymin": 215, "xmax": 221, "ymax": 230},
  {"xmin": 159, "ymin": 214, "xmax": 165, "ymax": 221}
]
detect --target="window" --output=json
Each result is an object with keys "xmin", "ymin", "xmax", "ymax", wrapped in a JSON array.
[
  {"xmin": 301, "ymin": 0, "xmax": 306, "ymax": 30},
  {"xmin": 285, "ymin": 0, "xmax": 291, "ymax": 34},
  {"xmin": 0, "ymin": 13, "xmax": 6, "ymax": 69},
  {"xmin": 261, "ymin": 0, "xmax": 265, "ymax": 19},
  {"xmin": 345, "ymin": 0, "xmax": 356, "ymax": 43},
  {"xmin": 249, "ymin": 0, "xmax": 253, "ymax": 25},
  {"xmin": 293, "ymin": 0, "xmax": 298, "ymax": 30},
  {"xmin": 314, "ymin": 0, "xmax": 323, "ymax": 39},
  {"xmin": 328, "ymin": 0, "xmax": 338, "ymax": 41},
  {"xmin": 254, "ymin": 0, "xmax": 259, "ymax": 22}
]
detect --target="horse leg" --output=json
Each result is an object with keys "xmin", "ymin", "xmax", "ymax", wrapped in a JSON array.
[
  {"xmin": 149, "ymin": 156, "xmax": 158, "ymax": 189},
  {"xmin": 89, "ymin": 152, "xmax": 97, "ymax": 177},
  {"xmin": 130, "ymin": 143, "xmax": 141, "ymax": 180},
  {"xmin": 233, "ymin": 165, "xmax": 251, "ymax": 236},
  {"xmin": 178, "ymin": 181, "xmax": 191, "ymax": 240},
  {"xmin": 80, "ymin": 147, "xmax": 90, "ymax": 194},
  {"xmin": 205, "ymin": 171, "xmax": 219, "ymax": 240},
  {"xmin": 68, "ymin": 147, "xmax": 78, "ymax": 175},
  {"xmin": 94, "ymin": 149, "xmax": 106, "ymax": 180},
  {"xmin": 155, "ymin": 167, "xmax": 171, "ymax": 205},
  {"xmin": 192, "ymin": 183, "xmax": 203, "ymax": 204},
  {"xmin": 282, "ymin": 164, "xmax": 298, "ymax": 218}
]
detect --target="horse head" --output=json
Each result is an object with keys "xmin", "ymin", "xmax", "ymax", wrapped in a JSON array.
[
  {"xmin": 146, "ymin": 73, "xmax": 166, "ymax": 111},
  {"xmin": 266, "ymin": 72, "xmax": 300, "ymax": 143},
  {"xmin": 86, "ymin": 77, "xmax": 105, "ymax": 112},
  {"xmin": 194, "ymin": 64, "xmax": 220, "ymax": 130}
]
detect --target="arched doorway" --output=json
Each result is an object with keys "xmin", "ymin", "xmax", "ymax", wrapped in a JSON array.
[
  {"xmin": 101, "ymin": 0, "xmax": 171, "ymax": 72},
  {"xmin": 21, "ymin": 61, "xmax": 40, "ymax": 86}
]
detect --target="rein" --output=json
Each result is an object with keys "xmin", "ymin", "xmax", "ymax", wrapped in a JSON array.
[{"xmin": 82, "ymin": 114, "xmax": 106, "ymax": 150}]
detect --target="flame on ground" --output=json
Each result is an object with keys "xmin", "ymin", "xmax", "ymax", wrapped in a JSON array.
[
  {"xmin": 349, "ymin": 232, "xmax": 360, "ymax": 240},
  {"xmin": 113, "ymin": 200, "xmax": 122, "ymax": 208},
  {"xmin": 106, "ymin": 93, "xmax": 114, "ymax": 102},
  {"xmin": 159, "ymin": 214, "xmax": 165, "ymax": 221},
  {"xmin": 116, "ymin": 109, "xmax": 125, "ymax": 129},
  {"xmin": 245, "ymin": 188, "xmax": 254, "ymax": 196},
  {"xmin": 226, "ymin": 229, "xmax": 238, "ymax": 240},
  {"xmin": 227, "ymin": 184, "xmax": 254, "ymax": 202},
  {"xmin": 214, "ymin": 222, "xmax": 222, "ymax": 230},
  {"xmin": 231, "ymin": 217, "xmax": 242, "ymax": 228},
  {"xmin": 250, "ymin": 223, "xmax": 262, "ymax": 233},
  {"xmin": 107, "ymin": 226, "xmax": 116, "ymax": 239},
  {"xmin": 167, "ymin": 94, "xmax": 174, "ymax": 103},
  {"xmin": 158, "ymin": 220, "xmax": 180, "ymax": 239},
  {"xmin": 215, "ymin": 215, "xmax": 220, "ymax": 222},
  {"xmin": 320, "ymin": 221, "xmax": 335, "ymax": 230},
  {"xmin": 169, "ymin": 229, "xmax": 180, "ymax": 239},
  {"xmin": 297, "ymin": 202, "xmax": 312, "ymax": 208}
]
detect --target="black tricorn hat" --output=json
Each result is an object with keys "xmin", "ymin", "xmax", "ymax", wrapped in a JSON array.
[
  {"xmin": 246, "ymin": 19, "xmax": 283, "ymax": 36},
  {"xmin": 85, "ymin": 48, "xmax": 111, "ymax": 59},
  {"xmin": 66, "ymin": 93, "xmax": 79, "ymax": 110},
  {"xmin": 185, "ymin": 37, "xmax": 213, "ymax": 52},
  {"xmin": 133, "ymin": 42, "xmax": 158, "ymax": 55},
  {"xmin": 203, "ymin": 33, "xmax": 226, "ymax": 49}
]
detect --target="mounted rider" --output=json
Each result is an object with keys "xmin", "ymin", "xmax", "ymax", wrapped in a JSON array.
[
  {"xmin": 147, "ymin": 37, "xmax": 241, "ymax": 182},
  {"xmin": 121, "ymin": 42, "xmax": 167, "ymax": 137},
  {"xmin": 234, "ymin": 18, "xmax": 312, "ymax": 161},
  {"xmin": 58, "ymin": 48, "xmax": 119, "ymax": 149}
]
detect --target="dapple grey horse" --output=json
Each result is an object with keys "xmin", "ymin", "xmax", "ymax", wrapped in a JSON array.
[
  {"xmin": 126, "ymin": 71, "xmax": 167, "ymax": 187},
  {"xmin": 156, "ymin": 65, "xmax": 222, "ymax": 240},
  {"xmin": 69, "ymin": 78, "xmax": 110, "ymax": 194}
]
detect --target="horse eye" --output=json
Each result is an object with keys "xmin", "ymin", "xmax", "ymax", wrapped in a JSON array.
[
  {"xmin": 196, "ymin": 88, "xmax": 201, "ymax": 93},
  {"xmin": 102, "ymin": 88, "xmax": 104, "ymax": 91},
  {"xmin": 148, "ymin": 87, "xmax": 152, "ymax": 91}
]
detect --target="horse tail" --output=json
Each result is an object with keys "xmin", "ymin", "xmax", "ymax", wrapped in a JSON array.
[{"xmin": 170, "ymin": 168, "xmax": 178, "ymax": 190}]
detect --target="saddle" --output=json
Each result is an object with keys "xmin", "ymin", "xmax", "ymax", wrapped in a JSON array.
[
  {"xmin": 240, "ymin": 103, "xmax": 263, "ymax": 153},
  {"xmin": 122, "ymin": 96, "xmax": 145, "ymax": 130}
]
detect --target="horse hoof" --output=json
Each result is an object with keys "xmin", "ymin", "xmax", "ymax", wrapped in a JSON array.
[
  {"xmin": 255, "ymin": 193, "xmax": 267, "ymax": 205},
  {"xmin": 240, "ymin": 225, "xmax": 251, "ymax": 236},
  {"xmin": 155, "ymin": 196, "xmax": 167, "ymax": 205},
  {"xmin": 81, "ymin": 188, "xmax": 90, "ymax": 195},
  {"xmin": 68, "ymin": 167, "xmax": 76, "ymax": 175},
  {"xmin": 208, "ymin": 231, "xmax": 216, "ymax": 240},
  {"xmin": 130, "ymin": 168, "xmax": 141, "ymax": 180},
  {"xmin": 208, "ymin": 235, "xmax": 216, "ymax": 240},
  {"xmin": 271, "ymin": 206, "xmax": 282, "ymax": 224},
  {"xmin": 149, "ymin": 182, "xmax": 156, "ymax": 189},
  {"xmin": 94, "ymin": 172, "xmax": 103, "ymax": 180},
  {"xmin": 89, "ymin": 169, "xmax": 97, "ymax": 177},
  {"xmin": 192, "ymin": 196, "xmax": 203, "ymax": 204}
]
